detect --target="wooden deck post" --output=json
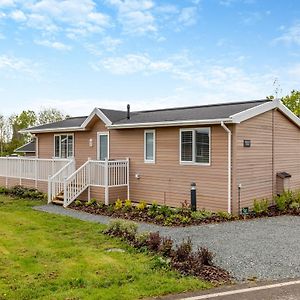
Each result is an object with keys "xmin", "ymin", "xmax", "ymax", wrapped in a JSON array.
[
  {"xmin": 48, "ymin": 175, "xmax": 52, "ymax": 203},
  {"xmin": 104, "ymin": 158, "xmax": 109, "ymax": 205},
  {"xmin": 126, "ymin": 157, "xmax": 130, "ymax": 200}
]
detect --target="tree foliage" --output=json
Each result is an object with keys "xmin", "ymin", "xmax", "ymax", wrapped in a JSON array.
[
  {"xmin": 0, "ymin": 108, "xmax": 68, "ymax": 156},
  {"xmin": 282, "ymin": 90, "xmax": 300, "ymax": 117},
  {"xmin": 38, "ymin": 108, "xmax": 67, "ymax": 125}
]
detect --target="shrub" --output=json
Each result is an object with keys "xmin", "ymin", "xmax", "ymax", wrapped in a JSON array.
[
  {"xmin": 159, "ymin": 237, "xmax": 173, "ymax": 257},
  {"xmin": 0, "ymin": 186, "xmax": 9, "ymax": 194},
  {"xmin": 196, "ymin": 247, "xmax": 214, "ymax": 266},
  {"xmin": 147, "ymin": 201, "xmax": 159, "ymax": 217},
  {"xmin": 114, "ymin": 198, "xmax": 123, "ymax": 210},
  {"xmin": 136, "ymin": 200, "xmax": 147, "ymax": 211},
  {"xmin": 134, "ymin": 232, "xmax": 150, "ymax": 248},
  {"xmin": 147, "ymin": 232, "xmax": 161, "ymax": 252},
  {"xmin": 154, "ymin": 214, "xmax": 164, "ymax": 222},
  {"xmin": 274, "ymin": 195, "xmax": 287, "ymax": 211},
  {"xmin": 217, "ymin": 211, "xmax": 232, "ymax": 220},
  {"xmin": 105, "ymin": 219, "xmax": 138, "ymax": 241},
  {"xmin": 7, "ymin": 185, "xmax": 46, "ymax": 200},
  {"xmin": 85, "ymin": 198, "xmax": 97, "ymax": 206},
  {"xmin": 151, "ymin": 256, "xmax": 171, "ymax": 270},
  {"xmin": 289, "ymin": 202, "xmax": 300, "ymax": 211},
  {"xmin": 173, "ymin": 238, "xmax": 192, "ymax": 262},
  {"xmin": 253, "ymin": 198, "xmax": 269, "ymax": 215},
  {"xmin": 158, "ymin": 205, "xmax": 173, "ymax": 217},
  {"xmin": 74, "ymin": 200, "xmax": 82, "ymax": 206},
  {"xmin": 191, "ymin": 210, "xmax": 212, "ymax": 220},
  {"xmin": 123, "ymin": 199, "xmax": 132, "ymax": 211}
]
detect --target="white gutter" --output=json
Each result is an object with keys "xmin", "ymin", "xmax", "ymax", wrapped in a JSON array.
[
  {"xmin": 19, "ymin": 127, "xmax": 87, "ymax": 134},
  {"xmin": 221, "ymin": 121, "xmax": 232, "ymax": 214},
  {"xmin": 108, "ymin": 118, "xmax": 233, "ymax": 129}
]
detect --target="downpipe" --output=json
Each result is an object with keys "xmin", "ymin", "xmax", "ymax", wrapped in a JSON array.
[{"xmin": 221, "ymin": 121, "xmax": 232, "ymax": 214}]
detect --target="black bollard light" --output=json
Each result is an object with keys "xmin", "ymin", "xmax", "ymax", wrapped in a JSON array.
[{"xmin": 191, "ymin": 182, "xmax": 197, "ymax": 211}]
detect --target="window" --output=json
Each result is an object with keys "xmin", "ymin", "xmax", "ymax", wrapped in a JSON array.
[
  {"xmin": 54, "ymin": 134, "xmax": 74, "ymax": 158},
  {"xmin": 180, "ymin": 128, "xmax": 210, "ymax": 165},
  {"xmin": 98, "ymin": 132, "xmax": 109, "ymax": 161},
  {"xmin": 144, "ymin": 130, "xmax": 155, "ymax": 163}
]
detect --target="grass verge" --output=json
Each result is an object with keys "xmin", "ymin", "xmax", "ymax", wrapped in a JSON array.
[{"xmin": 0, "ymin": 195, "xmax": 211, "ymax": 300}]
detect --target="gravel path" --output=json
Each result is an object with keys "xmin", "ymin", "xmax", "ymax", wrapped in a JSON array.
[{"xmin": 34, "ymin": 204, "xmax": 300, "ymax": 282}]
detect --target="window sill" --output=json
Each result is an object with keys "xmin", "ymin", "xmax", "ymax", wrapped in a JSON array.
[
  {"xmin": 180, "ymin": 161, "xmax": 211, "ymax": 166},
  {"xmin": 144, "ymin": 160, "xmax": 155, "ymax": 164}
]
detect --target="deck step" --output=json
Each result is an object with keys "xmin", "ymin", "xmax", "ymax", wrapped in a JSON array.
[{"xmin": 52, "ymin": 199, "xmax": 64, "ymax": 205}]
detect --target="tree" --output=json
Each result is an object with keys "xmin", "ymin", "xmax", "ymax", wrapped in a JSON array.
[
  {"xmin": 282, "ymin": 90, "xmax": 300, "ymax": 117},
  {"xmin": 38, "ymin": 108, "xmax": 67, "ymax": 125}
]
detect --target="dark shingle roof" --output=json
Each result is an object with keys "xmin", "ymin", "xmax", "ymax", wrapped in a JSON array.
[
  {"xmin": 99, "ymin": 108, "xmax": 127, "ymax": 123},
  {"xmin": 114, "ymin": 99, "xmax": 270, "ymax": 125},
  {"xmin": 26, "ymin": 116, "xmax": 87, "ymax": 131},
  {"xmin": 23, "ymin": 99, "xmax": 271, "ymax": 132},
  {"xmin": 15, "ymin": 139, "xmax": 36, "ymax": 153}
]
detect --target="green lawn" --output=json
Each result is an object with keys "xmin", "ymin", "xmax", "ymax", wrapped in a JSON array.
[{"xmin": 0, "ymin": 195, "xmax": 210, "ymax": 300}]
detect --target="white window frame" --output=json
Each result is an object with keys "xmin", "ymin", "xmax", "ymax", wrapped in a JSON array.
[
  {"xmin": 97, "ymin": 132, "xmax": 110, "ymax": 161},
  {"xmin": 53, "ymin": 133, "xmax": 74, "ymax": 158},
  {"xmin": 144, "ymin": 129, "xmax": 156, "ymax": 163},
  {"xmin": 179, "ymin": 127, "xmax": 211, "ymax": 166}
]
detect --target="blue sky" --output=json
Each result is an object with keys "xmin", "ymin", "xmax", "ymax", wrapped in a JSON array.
[{"xmin": 0, "ymin": 0, "xmax": 300, "ymax": 117}]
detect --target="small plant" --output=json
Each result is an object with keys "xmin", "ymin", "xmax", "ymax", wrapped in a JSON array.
[
  {"xmin": 147, "ymin": 232, "xmax": 161, "ymax": 252},
  {"xmin": 151, "ymin": 255, "xmax": 171, "ymax": 270},
  {"xmin": 289, "ymin": 201, "xmax": 300, "ymax": 211},
  {"xmin": 105, "ymin": 219, "xmax": 138, "ymax": 241},
  {"xmin": 196, "ymin": 247, "xmax": 214, "ymax": 266},
  {"xmin": 252, "ymin": 198, "xmax": 269, "ymax": 215},
  {"xmin": 114, "ymin": 198, "xmax": 123, "ymax": 210},
  {"xmin": 148, "ymin": 201, "xmax": 159, "ymax": 217},
  {"xmin": 154, "ymin": 214, "xmax": 164, "ymax": 222},
  {"xmin": 0, "ymin": 186, "xmax": 9, "ymax": 194},
  {"xmin": 134, "ymin": 232, "xmax": 150, "ymax": 248},
  {"xmin": 136, "ymin": 200, "xmax": 147, "ymax": 211},
  {"xmin": 173, "ymin": 238, "xmax": 192, "ymax": 262},
  {"xmin": 274, "ymin": 195, "xmax": 287, "ymax": 211},
  {"xmin": 191, "ymin": 210, "xmax": 212, "ymax": 220},
  {"xmin": 217, "ymin": 211, "xmax": 232, "ymax": 220},
  {"xmin": 158, "ymin": 205, "xmax": 173, "ymax": 217},
  {"xmin": 74, "ymin": 200, "xmax": 82, "ymax": 206},
  {"xmin": 159, "ymin": 237, "xmax": 173, "ymax": 257},
  {"xmin": 123, "ymin": 199, "xmax": 132, "ymax": 211}
]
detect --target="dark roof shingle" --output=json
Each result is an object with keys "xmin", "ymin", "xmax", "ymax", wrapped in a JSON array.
[
  {"xmin": 114, "ymin": 99, "xmax": 270, "ymax": 125},
  {"xmin": 15, "ymin": 139, "xmax": 36, "ymax": 153}
]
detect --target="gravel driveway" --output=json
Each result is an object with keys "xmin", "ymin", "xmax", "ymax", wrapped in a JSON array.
[{"xmin": 34, "ymin": 204, "xmax": 300, "ymax": 282}]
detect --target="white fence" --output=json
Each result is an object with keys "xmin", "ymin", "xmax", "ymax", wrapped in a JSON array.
[
  {"xmin": 63, "ymin": 159, "xmax": 129, "ymax": 207},
  {"xmin": 0, "ymin": 157, "xmax": 72, "ymax": 184}
]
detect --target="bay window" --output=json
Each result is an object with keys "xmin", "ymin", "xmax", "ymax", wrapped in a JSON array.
[{"xmin": 180, "ymin": 128, "xmax": 210, "ymax": 165}]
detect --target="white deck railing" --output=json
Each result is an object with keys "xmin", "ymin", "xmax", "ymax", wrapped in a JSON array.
[
  {"xmin": 48, "ymin": 159, "xmax": 76, "ymax": 203},
  {"xmin": 63, "ymin": 159, "xmax": 129, "ymax": 207},
  {"xmin": 0, "ymin": 157, "xmax": 72, "ymax": 185}
]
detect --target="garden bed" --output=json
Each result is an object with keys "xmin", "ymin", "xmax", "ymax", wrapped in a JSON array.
[
  {"xmin": 104, "ymin": 219, "xmax": 231, "ymax": 283},
  {"xmin": 70, "ymin": 191, "xmax": 300, "ymax": 227}
]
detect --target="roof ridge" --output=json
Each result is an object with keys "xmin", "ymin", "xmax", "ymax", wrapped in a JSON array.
[{"xmin": 131, "ymin": 99, "xmax": 270, "ymax": 114}]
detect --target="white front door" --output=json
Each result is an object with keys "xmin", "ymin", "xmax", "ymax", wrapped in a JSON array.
[{"xmin": 97, "ymin": 132, "xmax": 109, "ymax": 161}]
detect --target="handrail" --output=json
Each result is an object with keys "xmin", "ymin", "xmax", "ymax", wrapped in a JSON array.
[{"xmin": 48, "ymin": 159, "xmax": 76, "ymax": 203}]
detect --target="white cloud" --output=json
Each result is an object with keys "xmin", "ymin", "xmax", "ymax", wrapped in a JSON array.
[
  {"xmin": 34, "ymin": 39, "xmax": 72, "ymax": 51},
  {"xmin": 107, "ymin": 0, "xmax": 157, "ymax": 35},
  {"xmin": 2, "ymin": 0, "xmax": 111, "ymax": 38},
  {"xmin": 274, "ymin": 22, "xmax": 300, "ymax": 46},
  {"xmin": 0, "ymin": 54, "xmax": 37, "ymax": 76},
  {"xmin": 0, "ymin": 0, "xmax": 14, "ymax": 7},
  {"xmin": 95, "ymin": 54, "xmax": 172, "ymax": 74},
  {"xmin": 10, "ymin": 9, "xmax": 27, "ymax": 21},
  {"xmin": 178, "ymin": 7, "xmax": 198, "ymax": 27}
]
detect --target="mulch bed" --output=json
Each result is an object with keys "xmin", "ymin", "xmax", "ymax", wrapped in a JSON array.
[{"xmin": 70, "ymin": 201, "xmax": 299, "ymax": 227}]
